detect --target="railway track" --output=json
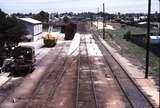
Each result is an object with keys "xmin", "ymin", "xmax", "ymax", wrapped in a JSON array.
[
  {"xmin": 0, "ymin": 49, "xmax": 47, "ymax": 103},
  {"xmin": 75, "ymin": 35, "xmax": 99, "ymax": 108},
  {"xmin": 0, "ymin": 45, "xmax": 55, "ymax": 103},
  {"xmin": 0, "ymin": 43, "xmax": 69, "ymax": 107},
  {"xmin": 0, "ymin": 26, "xmax": 156, "ymax": 108},
  {"xmin": 92, "ymin": 30, "xmax": 155, "ymax": 108},
  {"xmin": 23, "ymin": 43, "xmax": 69, "ymax": 108},
  {"xmin": 0, "ymin": 77, "xmax": 12, "ymax": 89},
  {"xmin": 0, "ymin": 77, "xmax": 24, "ymax": 104}
]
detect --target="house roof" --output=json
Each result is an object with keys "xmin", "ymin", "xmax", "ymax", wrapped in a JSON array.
[
  {"xmin": 150, "ymin": 36, "xmax": 160, "ymax": 40},
  {"xmin": 19, "ymin": 18, "xmax": 42, "ymax": 24},
  {"xmin": 138, "ymin": 22, "xmax": 147, "ymax": 25}
]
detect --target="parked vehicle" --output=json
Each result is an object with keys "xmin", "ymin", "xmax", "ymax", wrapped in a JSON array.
[
  {"xmin": 43, "ymin": 32, "xmax": 58, "ymax": 47},
  {"xmin": 1, "ymin": 45, "xmax": 35, "ymax": 73},
  {"xmin": 64, "ymin": 22, "xmax": 77, "ymax": 40}
]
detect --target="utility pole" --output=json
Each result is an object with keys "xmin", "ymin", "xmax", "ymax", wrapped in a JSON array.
[
  {"xmin": 158, "ymin": 0, "xmax": 160, "ymax": 86},
  {"xmin": 97, "ymin": 7, "xmax": 99, "ymax": 30},
  {"xmin": 145, "ymin": 0, "xmax": 151, "ymax": 78},
  {"xmin": 159, "ymin": 0, "xmax": 160, "ymax": 34},
  {"xmin": 103, "ymin": 3, "xmax": 105, "ymax": 39}
]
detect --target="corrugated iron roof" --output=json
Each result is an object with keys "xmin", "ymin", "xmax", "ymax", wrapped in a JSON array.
[{"xmin": 19, "ymin": 18, "xmax": 42, "ymax": 24}]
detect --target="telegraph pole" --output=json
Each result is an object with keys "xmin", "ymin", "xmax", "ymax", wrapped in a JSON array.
[
  {"xmin": 145, "ymin": 0, "xmax": 151, "ymax": 78},
  {"xmin": 158, "ymin": 0, "xmax": 160, "ymax": 87},
  {"xmin": 97, "ymin": 7, "xmax": 99, "ymax": 30},
  {"xmin": 159, "ymin": 0, "xmax": 160, "ymax": 34},
  {"xmin": 103, "ymin": 3, "xmax": 105, "ymax": 39}
]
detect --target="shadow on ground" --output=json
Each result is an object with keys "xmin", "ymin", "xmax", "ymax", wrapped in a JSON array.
[{"xmin": 9, "ymin": 69, "xmax": 34, "ymax": 77}]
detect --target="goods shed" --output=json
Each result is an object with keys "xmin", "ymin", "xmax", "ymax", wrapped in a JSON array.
[{"xmin": 19, "ymin": 18, "xmax": 42, "ymax": 40}]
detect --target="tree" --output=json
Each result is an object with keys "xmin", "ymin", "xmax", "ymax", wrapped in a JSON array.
[
  {"xmin": 5, "ymin": 17, "xmax": 27, "ymax": 43},
  {"xmin": 63, "ymin": 16, "xmax": 70, "ymax": 23},
  {"xmin": 0, "ymin": 9, "xmax": 27, "ymax": 47},
  {"xmin": 33, "ymin": 11, "xmax": 49, "ymax": 23},
  {"xmin": 33, "ymin": 11, "xmax": 49, "ymax": 29},
  {"xmin": 0, "ymin": 9, "xmax": 27, "ymax": 65}
]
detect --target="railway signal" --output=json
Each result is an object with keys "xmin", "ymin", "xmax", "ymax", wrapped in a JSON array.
[{"xmin": 145, "ymin": 0, "xmax": 151, "ymax": 78}]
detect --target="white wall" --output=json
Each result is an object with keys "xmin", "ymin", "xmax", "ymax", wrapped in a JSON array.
[
  {"xmin": 33, "ymin": 24, "xmax": 42, "ymax": 35},
  {"xmin": 22, "ymin": 21, "xmax": 42, "ymax": 36}
]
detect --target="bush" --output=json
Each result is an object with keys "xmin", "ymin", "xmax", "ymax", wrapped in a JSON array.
[
  {"xmin": 124, "ymin": 30, "xmax": 131, "ymax": 40},
  {"xmin": 0, "ymin": 9, "xmax": 27, "ymax": 45}
]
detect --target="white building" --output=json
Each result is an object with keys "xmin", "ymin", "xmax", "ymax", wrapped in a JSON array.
[
  {"xmin": 19, "ymin": 18, "xmax": 43, "ymax": 37},
  {"xmin": 150, "ymin": 36, "xmax": 160, "ymax": 44}
]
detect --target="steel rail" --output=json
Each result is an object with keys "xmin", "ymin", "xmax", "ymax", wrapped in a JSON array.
[
  {"xmin": 42, "ymin": 43, "xmax": 81, "ymax": 108},
  {"xmin": 0, "ymin": 42, "xmax": 64, "ymax": 107},
  {"xmin": 26, "ymin": 42, "xmax": 75, "ymax": 108},
  {"xmin": 75, "ymin": 46, "xmax": 80, "ymax": 108},
  {"xmin": 84, "ymin": 35, "xmax": 99, "ymax": 108},
  {"xmin": 75, "ymin": 35, "xmax": 99, "ymax": 108},
  {"xmin": 92, "ymin": 30, "xmax": 155, "ymax": 108},
  {"xmin": 42, "ymin": 47, "xmax": 79, "ymax": 108},
  {"xmin": 24, "ymin": 43, "xmax": 66, "ymax": 108},
  {"xmin": 40, "ymin": 55, "xmax": 70, "ymax": 108},
  {"xmin": 92, "ymin": 30, "xmax": 134, "ymax": 108}
]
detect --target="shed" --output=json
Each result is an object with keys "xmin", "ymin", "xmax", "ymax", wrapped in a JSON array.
[
  {"xmin": 19, "ymin": 18, "xmax": 43, "ymax": 37},
  {"xmin": 150, "ymin": 36, "xmax": 160, "ymax": 44}
]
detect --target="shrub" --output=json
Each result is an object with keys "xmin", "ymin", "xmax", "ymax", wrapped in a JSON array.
[{"xmin": 124, "ymin": 30, "xmax": 131, "ymax": 40}]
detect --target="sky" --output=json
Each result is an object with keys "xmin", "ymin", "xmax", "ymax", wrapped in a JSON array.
[{"xmin": 0, "ymin": 0, "xmax": 159, "ymax": 14}]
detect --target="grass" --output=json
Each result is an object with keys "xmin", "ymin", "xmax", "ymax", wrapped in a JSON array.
[{"xmin": 98, "ymin": 23, "xmax": 160, "ymax": 76}]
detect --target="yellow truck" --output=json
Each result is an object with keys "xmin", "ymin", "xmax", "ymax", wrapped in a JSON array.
[{"xmin": 42, "ymin": 32, "xmax": 58, "ymax": 47}]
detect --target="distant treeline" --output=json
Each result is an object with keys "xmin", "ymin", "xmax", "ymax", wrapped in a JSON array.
[{"xmin": 11, "ymin": 11, "xmax": 160, "ymax": 22}]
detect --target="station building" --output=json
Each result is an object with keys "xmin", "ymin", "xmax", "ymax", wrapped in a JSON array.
[{"xmin": 19, "ymin": 18, "xmax": 43, "ymax": 41}]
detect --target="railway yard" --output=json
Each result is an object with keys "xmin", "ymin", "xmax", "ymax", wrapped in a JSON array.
[{"xmin": 0, "ymin": 23, "xmax": 159, "ymax": 108}]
